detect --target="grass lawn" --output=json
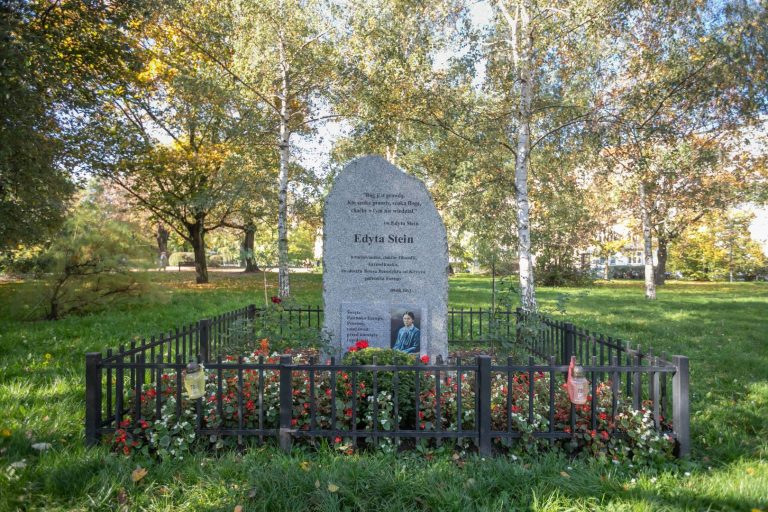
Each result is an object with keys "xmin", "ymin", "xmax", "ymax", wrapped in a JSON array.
[{"xmin": 0, "ymin": 271, "xmax": 766, "ymax": 511}]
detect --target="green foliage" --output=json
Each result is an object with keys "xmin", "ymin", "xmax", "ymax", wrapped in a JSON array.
[
  {"xmin": 22, "ymin": 196, "xmax": 155, "ymax": 320},
  {"xmin": 168, "ymin": 252, "xmax": 195, "ymax": 266},
  {"xmin": 537, "ymin": 265, "xmax": 595, "ymax": 287},
  {"xmin": 668, "ymin": 210, "xmax": 768, "ymax": 281},
  {"xmin": 0, "ymin": 1, "xmax": 143, "ymax": 251},
  {"xmin": 253, "ymin": 298, "xmax": 328, "ymax": 353},
  {"xmin": 342, "ymin": 347, "xmax": 419, "ymax": 427}
]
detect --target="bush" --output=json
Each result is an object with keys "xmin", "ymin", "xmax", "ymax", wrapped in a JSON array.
[
  {"xmin": 342, "ymin": 348, "xmax": 419, "ymax": 427},
  {"xmin": 22, "ymin": 199, "xmax": 155, "ymax": 319},
  {"xmin": 0, "ymin": 245, "xmax": 53, "ymax": 276},
  {"xmin": 538, "ymin": 265, "xmax": 594, "ymax": 287},
  {"xmin": 253, "ymin": 298, "xmax": 328, "ymax": 353},
  {"xmin": 168, "ymin": 252, "xmax": 195, "ymax": 266},
  {"xmin": 208, "ymin": 255, "xmax": 224, "ymax": 267}
]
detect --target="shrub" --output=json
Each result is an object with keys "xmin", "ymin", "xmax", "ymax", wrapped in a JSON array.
[
  {"xmin": 19, "ymin": 199, "xmax": 154, "ymax": 319},
  {"xmin": 168, "ymin": 252, "xmax": 195, "ymax": 266},
  {"xmin": 208, "ymin": 255, "xmax": 224, "ymax": 267},
  {"xmin": 538, "ymin": 265, "xmax": 594, "ymax": 287},
  {"xmin": 343, "ymin": 348, "xmax": 419, "ymax": 427}
]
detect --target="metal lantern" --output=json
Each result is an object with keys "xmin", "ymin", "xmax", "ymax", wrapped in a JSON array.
[
  {"xmin": 566, "ymin": 356, "xmax": 589, "ymax": 405},
  {"xmin": 184, "ymin": 359, "xmax": 206, "ymax": 400}
]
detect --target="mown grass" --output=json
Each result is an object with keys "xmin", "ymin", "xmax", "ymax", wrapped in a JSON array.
[{"xmin": 0, "ymin": 271, "xmax": 766, "ymax": 511}]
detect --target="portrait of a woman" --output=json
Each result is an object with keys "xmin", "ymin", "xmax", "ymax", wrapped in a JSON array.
[{"xmin": 392, "ymin": 311, "xmax": 420, "ymax": 354}]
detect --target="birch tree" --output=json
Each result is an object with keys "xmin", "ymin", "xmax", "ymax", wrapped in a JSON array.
[
  {"xmin": 599, "ymin": 0, "xmax": 766, "ymax": 298},
  {"xmin": 487, "ymin": 0, "xmax": 612, "ymax": 309},
  {"xmin": 225, "ymin": 0, "xmax": 336, "ymax": 297}
]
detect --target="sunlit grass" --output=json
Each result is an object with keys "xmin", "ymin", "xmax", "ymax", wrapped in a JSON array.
[{"xmin": 0, "ymin": 272, "xmax": 766, "ymax": 510}]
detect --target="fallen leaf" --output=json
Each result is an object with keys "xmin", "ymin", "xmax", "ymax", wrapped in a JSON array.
[
  {"xmin": 452, "ymin": 453, "xmax": 461, "ymax": 461},
  {"xmin": 300, "ymin": 461, "xmax": 311, "ymax": 471},
  {"xmin": 31, "ymin": 442, "xmax": 52, "ymax": 452},
  {"xmin": 327, "ymin": 483, "xmax": 339, "ymax": 493},
  {"xmin": 1, "ymin": 429, "xmax": 11, "ymax": 437},
  {"xmin": 248, "ymin": 488, "xmax": 257, "ymax": 499},
  {"xmin": 560, "ymin": 471, "xmax": 570, "ymax": 478},
  {"xmin": 131, "ymin": 467, "xmax": 148, "ymax": 483},
  {"xmin": 234, "ymin": 506, "xmax": 243, "ymax": 512},
  {"xmin": 116, "ymin": 489, "xmax": 128, "ymax": 505},
  {"xmin": 315, "ymin": 480, "xmax": 320, "ymax": 489}
]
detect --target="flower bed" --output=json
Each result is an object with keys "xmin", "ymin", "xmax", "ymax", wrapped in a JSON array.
[{"xmin": 108, "ymin": 346, "xmax": 675, "ymax": 464}]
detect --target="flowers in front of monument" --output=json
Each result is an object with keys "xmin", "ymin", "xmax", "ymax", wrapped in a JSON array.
[
  {"xmin": 347, "ymin": 340, "xmax": 369, "ymax": 352},
  {"xmin": 270, "ymin": 296, "xmax": 282, "ymax": 304},
  {"xmin": 108, "ymin": 353, "xmax": 674, "ymax": 463}
]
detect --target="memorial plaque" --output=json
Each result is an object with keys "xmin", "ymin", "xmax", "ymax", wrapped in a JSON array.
[{"xmin": 323, "ymin": 156, "xmax": 448, "ymax": 359}]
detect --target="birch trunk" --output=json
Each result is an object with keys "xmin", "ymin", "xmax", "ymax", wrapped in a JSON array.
[
  {"xmin": 277, "ymin": 39, "xmax": 291, "ymax": 297},
  {"xmin": 639, "ymin": 183, "xmax": 656, "ymax": 299},
  {"xmin": 654, "ymin": 236, "xmax": 668, "ymax": 285},
  {"xmin": 513, "ymin": 0, "xmax": 537, "ymax": 311}
]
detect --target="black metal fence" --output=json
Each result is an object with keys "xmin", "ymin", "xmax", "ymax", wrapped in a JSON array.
[{"xmin": 85, "ymin": 305, "xmax": 690, "ymax": 457}]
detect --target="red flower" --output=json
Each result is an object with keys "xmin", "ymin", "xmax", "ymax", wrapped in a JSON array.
[
  {"xmin": 271, "ymin": 296, "xmax": 282, "ymax": 304},
  {"xmin": 291, "ymin": 418, "xmax": 298, "ymax": 426},
  {"xmin": 334, "ymin": 436, "xmax": 342, "ymax": 444},
  {"xmin": 355, "ymin": 340, "xmax": 369, "ymax": 350},
  {"xmin": 600, "ymin": 430, "xmax": 610, "ymax": 441},
  {"xmin": 420, "ymin": 355, "xmax": 430, "ymax": 364},
  {"xmin": 139, "ymin": 419, "xmax": 149, "ymax": 429}
]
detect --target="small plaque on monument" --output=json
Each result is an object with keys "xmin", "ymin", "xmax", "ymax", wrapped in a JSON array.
[{"xmin": 323, "ymin": 156, "xmax": 449, "ymax": 359}]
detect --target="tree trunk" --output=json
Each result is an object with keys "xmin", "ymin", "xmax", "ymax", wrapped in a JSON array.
[
  {"xmin": 654, "ymin": 236, "xmax": 668, "ymax": 285},
  {"xmin": 513, "ymin": 0, "xmax": 537, "ymax": 311},
  {"xmin": 156, "ymin": 223, "xmax": 169, "ymax": 255},
  {"xmin": 242, "ymin": 226, "xmax": 259, "ymax": 273},
  {"xmin": 640, "ymin": 183, "xmax": 656, "ymax": 299},
  {"xmin": 604, "ymin": 260, "xmax": 610, "ymax": 280},
  {"xmin": 187, "ymin": 218, "xmax": 208, "ymax": 284},
  {"xmin": 277, "ymin": 40, "xmax": 291, "ymax": 298}
]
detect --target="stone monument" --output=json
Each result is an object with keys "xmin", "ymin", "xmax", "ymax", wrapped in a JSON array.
[{"xmin": 323, "ymin": 155, "xmax": 449, "ymax": 360}]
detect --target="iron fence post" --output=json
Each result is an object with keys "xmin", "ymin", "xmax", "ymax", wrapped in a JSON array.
[
  {"xmin": 672, "ymin": 355, "xmax": 690, "ymax": 457},
  {"xmin": 199, "ymin": 318, "xmax": 211, "ymax": 363},
  {"xmin": 477, "ymin": 355, "xmax": 492, "ymax": 455},
  {"xmin": 279, "ymin": 354, "xmax": 293, "ymax": 452},
  {"xmin": 85, "ymin": 352, "xmax": 102, "ymax": 446},
  {"xmin": 564, "ymin": 323, "xmax": 575, "ymax": 364}
]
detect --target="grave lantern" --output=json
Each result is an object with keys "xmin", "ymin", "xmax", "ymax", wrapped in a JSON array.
[
  {"xmin": 566, "ymin": 356, "xmax": 589, "ymax": 405},
  {"xmin": 184, "ymin": 359, "xmax": 206, "ymax": 400}
]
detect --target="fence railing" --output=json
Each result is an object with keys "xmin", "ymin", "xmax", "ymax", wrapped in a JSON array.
[{"xmin": 85, "ymin": 305, "xmax": 690, "ymax": 457}]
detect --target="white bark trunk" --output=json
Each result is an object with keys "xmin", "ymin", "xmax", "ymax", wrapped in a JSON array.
[
  {"xmin": 640, "ymin": 183, "xmax": 656, "ymax": 300},
  {"xmin": 277, "ymin": 41, "xmax": 291, "ymax": 297},
  {"xmin": 513, "ymin": 0, "xmax": 536, "ymax": 311}
]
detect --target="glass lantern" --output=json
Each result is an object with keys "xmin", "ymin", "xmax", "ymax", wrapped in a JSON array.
[
  {"xmin": 184, "ymin": 359, "xmax": 206, "ymax": 400},
  {"xmin": 566, "ymin": 356, "xmax": 589, "ymax": 405}
]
